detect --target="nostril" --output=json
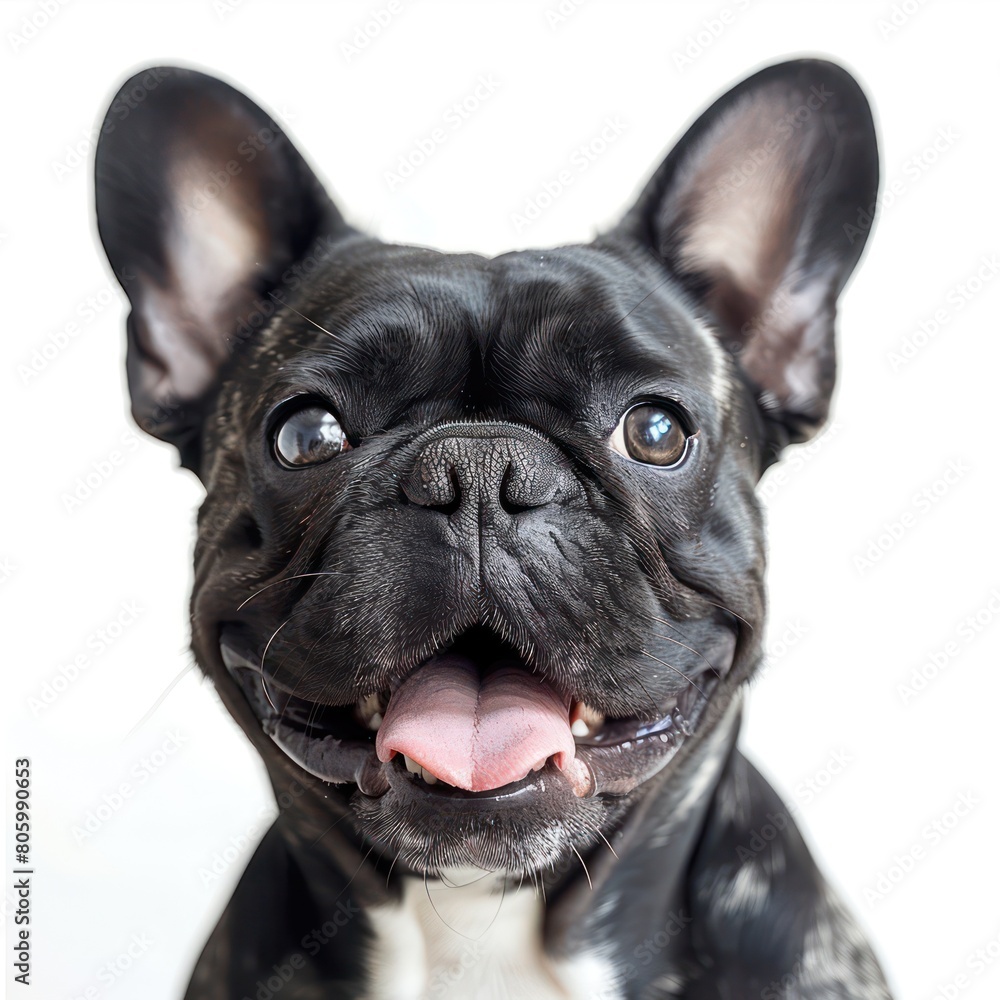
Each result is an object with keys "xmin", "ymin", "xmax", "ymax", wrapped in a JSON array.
[
  {"xmin": 229, "ymin": 513, "xmax": 263, "ymax": 550},
  {"xmin": 499, "ymin": 459, "xmax": 557, "ymax": 515},
  {"xmin": 500, "ymin": 499, "xmax": 535, "ymax": 515},
  {"xmin": 401, "ymin": 463, "xmax": 462, "ymax": 515},
  {"xmin": 436, "ymin": 467, "xmax": 463, "ymax": 516},
  {"xmin": 499, "ymin": 484, "xmax": 535, "ymax": 516}
]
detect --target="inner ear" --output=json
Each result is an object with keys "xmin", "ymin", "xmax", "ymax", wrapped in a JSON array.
[
  {"xmin": 95, "ymin": 66, "xmax": 351, "ymax": 470},
  {"xmin": 614, "ymin": 59, "xmax": 878, "ymax": 450}
]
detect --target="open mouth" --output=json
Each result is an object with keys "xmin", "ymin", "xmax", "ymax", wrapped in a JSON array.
[{"xmin": 221, "ymin": 626, "xmax": 720, "ymax": 801}]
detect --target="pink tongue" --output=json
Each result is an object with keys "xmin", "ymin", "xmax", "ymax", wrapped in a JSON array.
[{"xmin": 375, "ymin": 657, "xmax": 580, "ymax": 793}]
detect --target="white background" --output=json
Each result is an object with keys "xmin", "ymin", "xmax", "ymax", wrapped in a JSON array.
[{"xmin": 3, "ymin": 1, "xmax": 999, "ymax": 998}]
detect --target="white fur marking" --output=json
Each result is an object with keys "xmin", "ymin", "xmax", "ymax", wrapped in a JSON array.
[{"xmin": 365, "ymin": 869, "xmax": 620, "ymax": 999}]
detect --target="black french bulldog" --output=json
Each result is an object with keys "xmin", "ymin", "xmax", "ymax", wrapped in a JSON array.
[{"xmin": 95, "ymin": 58, "xmax": 891, "ymax": 999}]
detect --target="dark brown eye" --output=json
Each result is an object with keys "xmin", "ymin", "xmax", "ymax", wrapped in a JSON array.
[
  {"xmin": 273, "ymin": 403, "xmax": 349, "ymax": 467},
  {"xmin": 611, "ymin": 403, "xmax": 689, "ymax": 466}
]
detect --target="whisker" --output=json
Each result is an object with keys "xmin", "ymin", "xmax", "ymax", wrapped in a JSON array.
[
  {"xmin": 633, "ymin": 673, "xmax": 665, "ymax": 719},
  {"xmin": 638, "ymin": 648, "xmax": 711, "ymax": 700},
  {"xmin": 423, "ymin": 869, "xmax": 474, "ymax": 937},
  {"xmin": 439, "ymin": 867, "xmax": 496, "ymax": 889},
  {"xmin": 385, "ymin": 851, "xmax": 400, "ymax": 889},
  {"xmin": 237, "ymin": 571, "xmax": 348, "ymax": 611},
  {"xmin": 336, "ymin": 844, "xmax": 378, "ymax": 901},
  {"xmin": 479, "ymin": 870, "xmax": 507, "ymax": 937},
  {"xmin": 570, "ymin": 845, "xmax": 593, "ymax": 891},
  {"xmin": 646, "ymin": 616, "xmax": 720, "ymax": 672},
  {"xmin": 706, "ymin": 600, "xmax": 753, "ymax": 631},
  {"xmin": 269, "ymin": 292, "xmax": 339, "ymax": 340},
  {"xmin": 594, "ymin": 828, "xmax": 619, "ymax": 861},
  {"xmin": 121, "ymin": 658, "xmax": 197, "ymax": 744},
  {"xmin": 260, "ymin": 619, "xmax": 293, "ymax": 711},
  {"xmin": 611, "ymin": 272, "xmax": 677, "ymax": 328},
  {"xmin": 307, "ymin": 810, "xmax": 354, "ymax": 848}
]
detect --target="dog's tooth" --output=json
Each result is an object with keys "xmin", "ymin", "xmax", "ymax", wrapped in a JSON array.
[
  {"xmin": 420, "ymin": 768, "xmax": 438, "ymax": 785},
  {"xmin": 356, "ymin": 693, "xmax": 385, "ymax": 730},
  {"xmin": 356, "ymin": 692, "xmax": 379, "ymax": 715},
  {"xmin": 531, "ymin": 758, "xmax": 548, "ymax": 772},
  {"xmin": 403, "ymin": 754, "xmax": 422, "ymax": 775},
  {"xmin": 570, "ymin": 701, "xmax": 605, "ymax": 738}
]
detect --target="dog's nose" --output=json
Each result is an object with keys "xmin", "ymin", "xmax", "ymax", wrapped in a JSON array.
[{"xmin": 401, "ymin": 423, "xmax": 573, "ymax": 516}]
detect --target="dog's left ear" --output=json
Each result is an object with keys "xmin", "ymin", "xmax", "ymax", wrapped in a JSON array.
[
  {"xmin": 95, "ymin": 66, "xmax": 353, "ymax": 472},
  {"xmin": 614, "ymin": 58, "xmax": 878, "ymax": 455}
]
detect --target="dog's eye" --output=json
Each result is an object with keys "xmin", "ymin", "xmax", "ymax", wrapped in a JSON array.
[
  {"xmin": 273, "ymin": 404, "xmax": 350, "ymax": 468},
  {"xmin": 610, "ymin": 403, "xmax": 689, "ymax": 467}
]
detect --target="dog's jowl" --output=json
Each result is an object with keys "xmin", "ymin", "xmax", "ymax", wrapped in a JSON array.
[{"xmin": 95, "ymin": 59, "xmax": 891, "ymax": 998}]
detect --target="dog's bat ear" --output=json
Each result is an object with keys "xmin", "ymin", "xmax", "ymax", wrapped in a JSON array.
[
  {"xmin": 613, "ymin": 58, "xmax": 878, "ymax": 452},
  {"xmin": 94, "ymin": 66, "xmax": 352, "ymax": 471}
]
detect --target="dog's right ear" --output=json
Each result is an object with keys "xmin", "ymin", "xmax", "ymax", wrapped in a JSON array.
[
  {"xmin": 612, "ymin": 59, "xmax": 878, "ymax": 461},
  {"xmin": 95, "ymin": 66, "xmax": 352, "ymax": 471}
]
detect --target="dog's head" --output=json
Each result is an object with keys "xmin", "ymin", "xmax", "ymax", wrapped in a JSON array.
[{"xmin": 95, "ymin": 60, "xmax": 876, "ymax": 876}]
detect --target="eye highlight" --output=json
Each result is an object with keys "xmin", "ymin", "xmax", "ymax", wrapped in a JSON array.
[
  {"xmin": 610, "ymin": 402, "xmax": 690, "ymax": 467},
  {"xmin": 272, "ymin": 402, "xmax": 350, "ymax": 468}
]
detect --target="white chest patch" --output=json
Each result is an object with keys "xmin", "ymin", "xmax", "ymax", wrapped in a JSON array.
[{"xmin": 364, "ymin": 869, "xmax": 621, "ymax": 1000}]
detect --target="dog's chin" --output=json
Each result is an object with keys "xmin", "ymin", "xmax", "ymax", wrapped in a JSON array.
[{"xmin": 219, "ymin": 627, "xmax": 732, "ymax": 876}]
